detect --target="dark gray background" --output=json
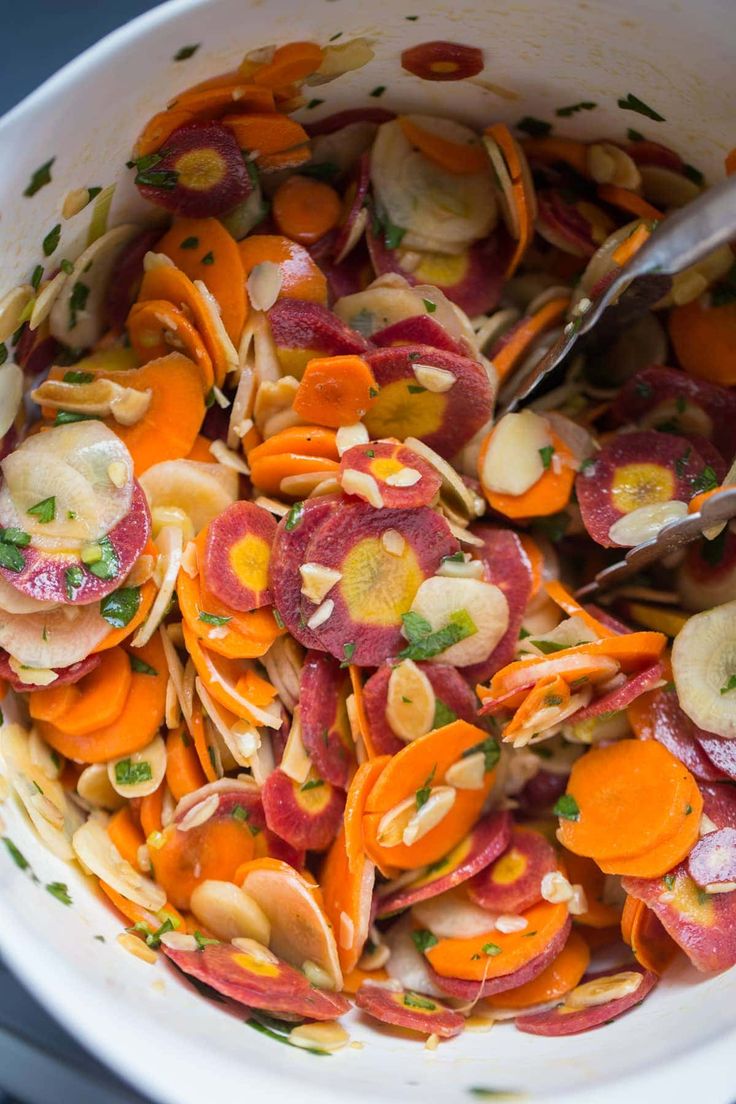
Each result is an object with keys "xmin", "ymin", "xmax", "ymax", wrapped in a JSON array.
[{"xmin": 2, "ymin": 0, "xmax": 162, "ymax": 114}]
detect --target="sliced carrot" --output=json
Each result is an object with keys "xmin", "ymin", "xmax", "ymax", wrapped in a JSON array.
[
  {"xmin": 30, "ymin": 646, "xmax": 131, "ymax": 737},
  {"xmin": 139, "ymin": 784, "xmax": 165, "ymax": 838},
  {"xmin": 293, "ymin": 355, "xmax": 378, "ymax": 428},
  {"xmin": 26, "ymin": 682, "xmax": 76, "ymax": 726},
  {"xmin": 595, "ymin": 806, "xmax": 702, "ymax": 878},
  {"xmin": 558, "ymin": 739, "xmax": 702, "ymax": 864},
  {"xmin": 138, "ymin": 265, "xmax": 231, "ymax": 387},
  {"xmin": 597, "ymin": 184, "xmax": 663, "ymax": 222},
  {"xmin": 177, "ymin": 562, "xmax": 281, "ymax": 659},
  {"xmin": 181, "ymin": 622, "xmax": 276, "ymax": 724},
  {"xmin": 363, "ymin": 720, "xmax": 497, "ymax": 870},
  {"xmin": 92, "ymin": 578, "xmax": 157, "ymax": 653},
  {"xmin": 238, "ymin": 235, "xmax": 327, "ymax": 304},
  {"xmin": 562, "ymin": 852, "xmax": 622, "ymax": 928},
  {"xmin": 153, "ymin": 814, "xmax": 259, "ymax": 910},
  {"xmin": 272, "ymin": 175, "xmax": 342, "ymax": 245},
  {"xmin": 186, "ymin": 434, "xmax": 217, "ymax": 462},
  {"xmin": 321, "ymin": 824, "xmax": 372, "ymax": 973},
  {"xmin": 165, "ymin": 723, "xmax": 207, "ymax": 801},
  {"xmin": 485, "ymin": 930, "xmax": 590, "ymax": 1009},
  {"xmin": 187, "ymin": 697, "xmax": 219, "ymax": 784},
  {"xmin": 669, "ymin": 297, "xmax": 736, "ymax": 386},
  {"xmin": 235, "ymin": 668, "xmax": 277, "ymax": 709},
  {"xmin": 98, "ymin": 880, "xmax": 186, "ymax": 931},
  {"xmin": 222, "ymin": 114, "xmax": 310, "ymax": 171},
  {"xmin": 250, "ymin": 41, "xmax": 324, "ymax": 88},
  {"xmin": 521, "ymin": 136, "xmax": 588, "ymax": 176},
  {"xmin": 348, "ymin": 666, "xmax": 381, "ymax": 761},
  {"xmin": 154, "ymin": 217, "xmax": 248, "ymax": 344},
  {"xmin": 127, "ymin": 300, "xmax": 215, "ymax": 391},
  {"xmin": 248, "ymin": 452, "xmax": 339, "ymax": 496},
  {"xmin": 627, "ymin": 898, "xmax": 679, "ymax": 975},
  {"xmin": 341, "ymin": 965, "xmax": 389, "ymax": 993},
  {"xmin": 491, "ymin": 296, "xmax": 571, "ymax": 382},
  {"xmin": 486, "ymin": 122, "xmax": 536, "ymax": 277},
  {"xmin": 504, "ymin": 675, "xmax": 570, "ymax": 738},
  {"xmin": 688, "ymin": 486, "xmax": 723, "ymax": 514},
  {"xmin": 726, "ymin": 148, "xmax": 736, "ymax": 176},
  {"xmin": 247, "ymin": 425, "xmax": 339, "ymax": 462},
  {"xmin": 426, "ymin": 897, "xmax": 570, "ymax": 982},
  {"xmin": 544, "ymin": 580, "xmax": 617, "ymax": 639},
  {"xmin": 399, "ymin": 116, "xmax": 489, "ymax": 175},
  {"xmin": 134, "ymin": 84, "xmax": 276, "ymax": 157},
  {"xmin": 344, "ymin": 756, "xmax": 391, "ymax": 872},
  {"xmin": 108, "ymin": 806, "xmax": 146, "ymax": 871},
  {"xmin": 37, "ymin": 636, "xmax": 167, "ymax": 764},
  {"xmin": 611, "ymin": 222, "xmax": 652, "ymax": 268},
  {"xmin": 480, "ymin": 430, "xmax": 576, "ymax": 519},
  {"xmin": 134, "ymin": 106, "xmax": 200, "ymax": 159},
  {"xmin": 620, "ymin": 894, "xmax": 640, "ymax": 946},
  {"xmin": 518, "ymin": 533, "xmax": 544, "ymax": 597}
]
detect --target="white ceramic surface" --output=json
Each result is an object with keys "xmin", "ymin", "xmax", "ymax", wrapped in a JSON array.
[{"xmin": 1, "ymin": 1, "xmax": 736, "ymax": 1101}]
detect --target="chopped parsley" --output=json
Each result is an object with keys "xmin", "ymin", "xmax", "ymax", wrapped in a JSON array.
[
  {"xmin": 2, "ymin": 837, "xmax": 30, "ymax": 871},
  {"xmin": 130, "ymin": 151, "xmax": 178, "ymax": 190},
  {"xmin": 663, "ymin": 873, "xmax": 676, "ymax": 891},
  {"xmin": 24, "ymin": 158, "xmax": 55, "ymax": 197},
  {"xmin": 68, "ymin": 280, "xmax": 90, "ymax": 329},
  {"xmin": 129, "ymin": 917, "xmax": 175, "ymax": 948},
  {"xmin": 720, "ymin": 675, "xmax": 736, "ymax": 696},
  {"xmin": 55, "ymin": 410, "xmax": 98, "ymax": 425},
  {"xmin": 46, "ymin": 881, "xmax": 72, "ymax": 906},
  {"xmin": 530, "ymin": 638, "xmax": 568, "ymax": 654},
  {"xmin": 403, "ymin": 992, "xmax": 436, "ymax": 1011},
  {"xmin": 130, "ymin": 655, "xmax": 158, "ymax": 677},
  {"xmin": 538, "ymin": 445, "xmax": 554, "ymax": 470},
  {"xmin": 682, "ymin": 163, "xmax": 704, "ymax": 186},
  {"xmin": 627, "ymin": 127, "xmax": 645, "ymax": 141},
  {"xmin": 306, "ymin": 98, "xmax": 324, "ymax": 109},
  {"xmin": 173, "ymin": 43, "xmax": 200, "ymax": 60},
  {"xmin": 407, "ymin": 384, "xmax": 426, "ymax": 394},
  {"xmin": 617, "ymin": 93, "xmax": 665, "ymax": 122},
  {"xmin": 285, "ymin": 501, "xmax": 305, "ymax": 531},
  {"xmin": 369, "ymin": 86, "xmax": 387, "ymax": 98},
  {"xmin": 461, "ymin": 736, "xmax": 500, "ymax": 773},
  {"xmin": 193, "ymin": 930, "xmax": 219, "ymax": 950},
  {"xmin": 180, "ymin": 236, "xmax": 199, "ymax": 250},
  {"xmin": 674, "ymin": 447, "xmax": 692, "ymax": 478},
  {"xmin": 340, "ymin": 642, "xmax": 356, "ymax": 668},
  {"xmin": 516, "ymin": 116, "xmax": 552, "ymax": 137},
  {"xmin": 433, "ymin": 699, "xmax": 458, "ymax": 729},
  {"xmin": 198, "ymin": 610, "xmax": 232, "ymax": 626},
  {"xmin": 88, "ymin": 536, "xmax": 120, "ymax": 580},
  {"xmin": 100, "ymin": 586, "xmax": 141, "ymax": 628},
  {"xmin": 42, "ymin": 224, "xmax": 62, "ymax": 256},
  {"xmin": 273, "ymin": 609, "xmax": 285, "ymax": 629},
  {"xmin": 27, "ymin": 496, "xmax": 56, "ymax": 524},
  {"xmin": 63, "ymin": 369, "xmax": 95, "ymax": 384},
  {"xmin": 201, "ymin": 251, "xmax": 215, "ymax": 265},
  {"xmin": 422, "ymin": 298, "xmax": 437, "ymax": 313},
  {"xmin": 65, "ymin": 565, "xmax": 84, "ymax": 599},
  {"xmin": 0, "ymin": 539, "xmax": 25, "ymax": 572},
  {"xmin": 556, "ymin": 101, "xmax": 597, "ymax": 117},
  {"xmin": 0, "ymin": 344, "xmax": 6, "ymax": 365},
  {"xmin": 246, "ymin": 1017, "xmax": 328, "ymax": 1055},
  {"xmin": 415, "ymin": 765, "xmax": 436, "ymax": 809},
  {"xmin": 300, "ymin": 161, "xmax": 340, "ymax": 181},
  {"xmin": 691, "ymin": 466, "xmax": 718, "ymax": 494},
  {"xmin": 553, "ymin": 793, "xmax": 580, "ymax": 821},
  {"xmin": 482, "ymin": 942, "xmax": 502, "ymax": 957},
  {"xmin": 115, "ymin": 759, "xmax": 153, "ymax": 786},
  {"xmin": 399, "ymin": 609, "xmax": 477, "ymax": 661},
  {"xmin": 410, "ymin": 929, "xmax": 439, "ymax": 954},
  {"xmin": 301, "ymin": 778, "xmax": 324, "ymax": 792}
]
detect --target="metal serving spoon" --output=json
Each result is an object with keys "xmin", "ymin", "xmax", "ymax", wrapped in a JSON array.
[{"xmin": 497, "ymin": 172, "xmax": 736, "ymax": 415}]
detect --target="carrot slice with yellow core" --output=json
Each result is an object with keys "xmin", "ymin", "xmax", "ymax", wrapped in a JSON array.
[
  {"xmin": 37, "ymin": 636, "xmax": 167, "ymax": 763},
  {"xmin": 155, "ymin": 216, "xmax": 249, "ymax": 344},
  {"xmin": 363, "ymin": 720, "xmax": 497, "ymax": 870},
  {"xmin": 399, "ymin": 116, "xmax": 489, "ymax": 175},
  {"xmin": 425, "ymin": 897, "xmax": 570, "ymax": 981},
  {"xmin": 485, "ymin": 930, "xmax": 590, "ymax": 1009},
  {"xmin": 140, "ymin": 785, "xmax": 165, "ymax": 838},
  {"xmin": 558, "ymin": 739, "xmax": 702, "ymax": 865},
  {"xmin": 293, "ymin": 355, "xmax": 378, "ymax": 428}
]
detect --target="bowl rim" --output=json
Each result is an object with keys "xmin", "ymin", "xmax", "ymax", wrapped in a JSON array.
[{"xmin": 2, "ymin": 2, "xmax": 736, "ymax": 1102}]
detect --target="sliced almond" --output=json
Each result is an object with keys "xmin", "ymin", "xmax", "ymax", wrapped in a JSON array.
[
  {"xmin": 279, "ymin": 705, "xmax": 311, "ymax": 784},
  {"xmin": 402, "ymin": 786, "xmax": 456, "ymax": 846},
  {"xmin": 0, "ymin": 284, "xmax": 34, "ymax": 343},
  {"xmin": 160, "ymin": 931, "xmax": 200, "ymax": 952},
  {"xmin": 247, "ymin": 261, "xmax": 283, "ymax": 311},
  {"xmin": 63, "ymin": 187, "xmax": 94, "ymax": 219},
  {"xmin": 77, "ymin": 763, "xmax": 126, "ymax": 811},
  {"xmin": 177, "ymin": 793, "xmax": 220, "ymax": 832},
  {"xmin": 108, "ymin": 735, "xmax": 166, "ymax": 799},
  {"xmin": 495, "ymin": 914, "xmax": 528, "ymax": 934},
  {"xmin": 412, "ymin": 363, "xmax": 456, "ymax": 393},
  {"xmin": 29, "ymin": 271, "xmax": 67, "ymax": 331},
  {"xmin": 72, "ymin": 816, "xmax": 166, "ymax": 911},
  {"xmin": 31, "ymin": 377, "xmax": 152, "ymax": 426},
  {"xmin": 480, "ymin": 410, "xmax": 551, "ymax": 497},
  {"xmin": 377, "ymin": 795, "xmax": 417, "ymax": 847},
  {"xmin": 289, "ymin": 1022, "xmax": 350, "ymax": 1053},
  {"xmin": 608, "ymin": 500, "xmax": 688, "ymax": 547},
  {"xmin": 132, "ymin": 524, "xmax": 184, "ymax": 647},
  {"xmin": 194, "ymin": 279, "xmax": 239, "ymax": 373},
  {"xmin": 381, "ymin": 528, "xmax": 406, "ymax": 557},
  {"xmin": 541, "ymin": 870, "xmax": 574, "ymax": 904},
  {"xmin": 306, "ymin": 598, "xmax": 334, "ymax": 630},
  {"xmin": 190, "ymin": 880, "xmax": 271, "ymax": 944},
  {"xmin": 117, "ymin": 931, "xmax": 158, "ymax": 964},
  {"xmin": 208, "ymin": 438, "xmax": 250, "ymax": 475},
  {"xmin": 385, "ymin": 466, "xmax": 422, "ymax": 488},
  {"xmin": 340, "ymin": 468, "xmax": 383, "ymax": 507},
  {"xmin": 588, "ymin": 143, "xmax": 641, "ymax": 190},
  {"xmin": 280, "ymin": 471, "xmax": 334, "ymax": 497},
  {"xmin": 565, "ymin": 971, "xmax": 643, "ymax": 1010},
  {"xmin": 8, "ymin": 657, "xmax": 58, "ymax": 686},
  {"xmin": 300, "ymin": 562, "xmax": 342, "ymax": 604},
  {"xmin": 385, "ymin": 659, "xmax": 436, "ymax": 743},
  {"xmin": 444, "ymin": 751, "xmax": 486, "ymax": 790},
  {"xmin": 437, "ymin": 557, "xmax": 485, "ymax": 580},
  {"xmin": 336, "ymin": 422, "xmax": 369, "ymax": 456}
]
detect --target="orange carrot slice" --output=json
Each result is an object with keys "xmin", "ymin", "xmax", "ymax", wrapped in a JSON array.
[
  {"xmin": 344, "ymin": 756, "xmax": 391, "ymax": 872},
  {"xmin": 597, "ymin": 184, "xmax": 663, "ymax": 222},
  {"xmin": 562, "ymin": 852, "xmax": 622, "ymax": 928},
  {"xmin": 127, "ymin": 299, "xmax": 215, "ymax": 391},
  {"xmin": 187, "ymin": 697, "xmax": 219, "ymax": 784},
  {"xmin": 426, "ymin": 897, "xmax": 570, "ymax": 982},
  {"xmin": 479, "ymin": 429, "xmax": 576, "ymax": 519},
  {"xmin": 177, "ymin": 561, "xmax": 282, "ymax": 660},
  {"xmin": 669, "ymin": 297, "xmax": 736, "ymax": 386},
  {"xmin": 251, "ymin": 41, "xmax": 324, "ymax": 88},
  {"xmin": 293, "ymin": 355, "xmax": 378, "ymax": 428},
  {"xmin": 29, "ymin": 646, "xmax": 131, "ymax": 737},
  {"xmin": 486, "ymin": 122, "xmax": 536, "ymax": 277},
  {"xmin": 272, "ymin": 175, "xmax": 342, "ymax": 245},
  {"xmin": 544, "ymin": 580, "xmax": 617, "ymax": 639},
  {"xmin": 165, "ymin": 724, "xmax": 208, "ymax": 800},
  {"xmin": 595, "ymin": 805, "xmax": 702, "ymax": 878},
  {"xmin": 138, "ymin": 265, "xmax": 231, "ymax": 387},
  {"xmin": 92, "ymin": 578, "xmax": 157, "ymax": 653},
  {"xmin": 363, "ymin": 720, "xmax": 497, "ymax": 870},
  {"xmin": 399, "ymin": 116, "xmax": 489, "ymax": 175},
  {"xmin": 625, "ymin": 898, "xmax": 679, "ymax": 974},
  {"xmin": 726, "ymin": 148, "xmax": 736, "ymax": 176},
  {"xmin": 222, "ymin": 114, "xmax": 310, "ymax": 172},
  {"xmin": 348, "ymin": 666, "xmax": 381, "ymax": 761},
  {"xmin": 98, "ymin": 880, "xmax": 186, "ymax": 931},
  {"xmin": 134, "ymin": 84, "xmax": 276, "ymax": 157},
  {"xmin": 154, "ymin": 217, "xmax": 248, "ymax": 343},
  {"xmin": 341, "ymin": 965, "xmax": 389, "ymax": 993},
  {"xmin": 521, "ymin": 137, "xmax": 588, "ymax": 176},
  {"xmin": 558, "ymin": 739, "xmax": 702, "ymax": 864},
  {"xmin": 108, "ymin": 806, "xmax": 145, "ymax": 870},
  {"xmin": 611, "ymin": 222, "xmax": 652, "ymax": 268},
  {"xmin": 517, "ymin": 532, "xmax": 544, "ymax": 596},
  {"xmin": 321, "ymin": 824, "xmax": 373, "ymax": 973},
  {"xmin": 181, "ymin": 622, "xmax": 279, "ymax": 724},
  {"xmin": 491, "ymin": 296, "xmax": 571, "ymax": 382},
  {"xmin": 485, "ymin": 930, "xmax": 590, "ymax": 1009},
  {"xmin": 238, "ymin": 235, "xmax": 327, "ymax": 304},
  {"xmin": 248, "ymin": 425, "xmax": 339, "ymax": 462},
  {"xmin": 504, "ymin": 675, "xmax": 571, "ymax": 738},
  {"xmin": 140, "ymin": 785, "xmax": 165, "ymax": 838}
]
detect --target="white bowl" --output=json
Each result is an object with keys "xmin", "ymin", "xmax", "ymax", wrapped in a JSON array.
[{"xmin": 1, "ymin": 2, "xmax": 736, "ymax": 1101}]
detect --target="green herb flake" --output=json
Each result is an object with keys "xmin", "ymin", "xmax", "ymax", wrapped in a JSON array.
[
  {"xmin": 174, "ymin": 43, "xmax": 200, "ymax": 61},
  {"xmin": 42, "ymin": 225, "xmax": 61, "ymax": 259},
  {"xmin": 407, "ymin": 384, "xmax": 426, "ymax": 394},
  {"xmin": 46, "ymin": 881, "xmax": 72, "ymax": 906},
  {"xmin": 399, "ymin": 608, "xmax": 477, "ymax": 661},
  {"xmin": 415, "ymin": 765, "xmax": 436, "ymax": 809},
  {"xmin": 663, "ymin": 873, "xmax": 676, "ymax": 890},
  {"xmin": 422, "ymin": 298, "xmax": 437, "ymax": 313},
  {"xmin": 68, "ymin": 280, "xmax": 90, "ymax": 329},
  {"xmin": 461, "ymin": 736, "xmax": 500, "ymax": 773},
  {"xmin": 285, "ymin": 501, "xmax": 305, "ymax": 531},
  {"xmin": 180, "ymin": 236, "xmax": 199, "ymax": 249},
  {"xmin": 2, "ymin": 837, "xmax": 30, "ymax": 871},
  {"xmin": 64, "ymin": 565, "xmax": 85, "ymax": 599},
  {"xmin": 115, "ymin": 759, "xmax": 153, "ymax": 786},
  {"xmin": 306, "ymin": 98, "xmax": 325, "ymax": 109},
  {"xmin": 24, "ymin": 158, "xmax": 56, "ymax": 197},
  {"xmin": 433, "ymin": 699, "xmax": 458, "ymax": 729},
  {"xmin": 87, "ymin": 536, "xmax": 120, "ymax": 581},
  {"xmin": 538, "ymin": 445, "xmax": 554, "ymax": 470},
  {"xmin": 405, "ymin": 14, "xmax": 419, "ymax": 20},
  {"xmin": 674, "ymin": 447, "xmax": 692, "ymax": 478},
  {"xmin": 555, "ymin": 101, "xmax": 597, "ymax": 117},
  {"xmin": 300, "ymin": 778, "xmax": 324, "ymax": 792},
  {"xmin": 130, "ymin": 655, "xmax": 158, "ymax": 677},
  {"xmin": 402, "ymin": 992, "xmax": 436, "ymax": 1011},
  {"xmin": 370, "ymin": 85, "xmax": 387, "ymax": 98},
  {"xmin": 0, "ymin": 542, "xmax": 25, "ymax": 573},
  {"xmin": 691, "ymin": 466, "xmax": 718, "ymax": 494},
  {"xmin": 63, "ymin": 369, "xmax": 95, "ymax": 384},
  {"xmin": 516, "ymin": 116, "xmax": 552, "ymax": 137},
  {"xmin": 483, "ymin": 942, "xmax": 502, "ymax": 957},
  {"xmin": 300, "ymin": 161, "xmax": 340, "ymax": 182},
  {"xmin": 553, "ymin": 793, "xmax": 580, "ymax": 821},
  {"xmin": 100, "ymin": 586, "xmax": 141, "ymax": 629},
  {"xmin": 627, "ymin": 128, "xmax": 645, "ymax": 141},
  {"xmin": 193, "ymin": 930, "xmax": 219, "ymax": 950},
  {"xmin": 682, "ymin": 163, "xmax": 704, "ymax": 186},
  {"xmin": 340, "ymin": 642, "xmax": 356, "ymax": 668},
  {"xmin": 27, "ymin": 496, "xmax": 56, "ymax": 524},
  {"xmin": 410, "ymin": 928, "xmax": 439, "ymax": 954},
  {"xmin": 273, "ymin": 608, "xmax": 285, "ymax": 629},
  {"xmin": 201, "ymin": 251, "xmax": 215, "ymax": 265},
  {"xmin": 467, "ymin": 1089, "xmax": 524, "ymax": 1100},
  {"xmin": 198, "ymin": 609, "xmax": 232, "ymax": 626},
  {"xmin": 329, "ymin": 31, "xmax": 343, "ymax": 41},
  {"xmin": 529, "ymin": 638, "xmax": 567, "ymax": 654},
  {"xmin": 617, "ymin": 93, "xmax": 665, "ymax": 122},
  {"xmin": 246, "ymin": 1018, "xmax": 328, "ymax": 1055},
  {"xmin": 383, "ymin": 218, "xmax": 406, "ymax": 251}
]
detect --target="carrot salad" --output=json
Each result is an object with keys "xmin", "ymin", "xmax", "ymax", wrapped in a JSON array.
[{"xmin": 2, "ymin": 34, "xmax": 736, "ymax": 1051}]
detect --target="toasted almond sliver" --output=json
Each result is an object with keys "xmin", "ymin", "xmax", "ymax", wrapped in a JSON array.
[
  {"xmin": 231, "ymin": 937, "xmax": 279, "ymax": 963},
  {"xmin": 567, "ymin": 884, "xmax": 588, "ymax": 916},
  {"xmin": 280, "ymin": 706, "xmax": 311, "ymax": 784},
  {"xmin": 565, "ymin": 971, "xmax": 643, "ymax": 1010},
  {"xmin": 306, "ymin": 598, "xmax": 334, "ymax": 630},
  {"xmin": 247, "ymin": 261, "xmax": 283, "ymax": 312},
  {"xmin": 30, "ymin": 378, "xmax": 152, "ymax": 426},
  {"xmin": 377, "ymin": 795, "xmax": 417, "ymax": 847},
  {"xmin": 541, "ymin": 870, "xmax": 574, "ymax": 904},
  {"xmin": 177, "ymin": 793, "xmax": 220, "ymax": 831},
  {"xmin": 340, "ymin": 468, "xmax": 383, "ymax": 507},
  {"xmin": 117, "ymin": 932, "xmax": 158, "ymax": 964},
  {"xmin": 495, "ymin": 914, "xmax": 528, "ymax": 934},
  {"xmin": 289, "ymin": 1021, "xmax": 350, "ymax": 1053},
  {"xmin": 381, "ymin": 528, "xmax": 405, "ymax": 557},
  {"xmin": 403, "ymin": 786, "xmax": 456, "ymax": 846},
  {"xmin": 336, "ymin": 423, "xmax": 369, "ymax": 455},
  {"xmin": 209, "ymin": 438, "xmax": 250, "ymax": 475},
  {"xmin": 160, "ymin": 931, "xmax": 199, "ymax": 952},
  {"xmin": 437, "ymin": 557, "xmax": 485, "ymax": 580},
  {"xmin": 63, "ymin": 187, "xmax": 94, "ymax": 219},
  {"xmin": 280, "ymin": 471, "xmax": 332, "ymax": 497},
  {"xmin": 412, "ymin": 363, "xmax": 456, "ymax": 393},
  {"xmin": 444, "ymin": 751, "xmax": 486, "ymax": 790},
  {"xmin": 0, "ymin": 285, "xmax": 34, "ymax": 344},
  {"xmin": 300, "ymin": 562, "xmax": 343, "ymax": 604},
  {"xmin": 385, "ymin": 466, "xmax": 422, "ymax": 488}
]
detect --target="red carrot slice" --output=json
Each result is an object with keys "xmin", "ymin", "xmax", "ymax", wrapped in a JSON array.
[
  {"xmin": 261, "ymin": 768, "xmax": 345, "ymax": 852},
  {"xmin": 135, "ymin": 122, "xmax": 253, "ymax": 217},
  {"xmin": 0, "ymin": 652, "xmax": 100, "ymax": 694},
  {"xmin": 363, "ymin": 661, "xmax": 480, "ymax": 757},
  {"xmin": 463, "ymin": 527, "xmax": 534, "ymax": 684},
  {"xmin": 629, "ymin": 686, "xmax": 727, "ymax": 782},
  {"xmin": 339, "ymin": 440, "xmax": 442, "ymax": 510},
  {"xmin": 400, "ymin": 41, "xmax": 484, "ymax": 81},
  {"xmin": 201, "ymin": 501, "xmax": 277, "ymax": 612},
  {"xmin": 467, "ymin": 826, "xmax": 557, "ymax": 913},
  {"xmin": 515, "ymin": 966, "xmax": 657, "ymax": 1035},
  {"xmin": 371, "ymin": 315, "xmax": 467, "ymax": 356},
  {"xmin": 269, "ymin": 494, "xmax": 341, "ymax": 648},
  {"xmin": 299, "ymin": 650, "xmax": 354, "ymax": 788},
  {"xmin": 355, "ymin": 982, "xmax": 464, "ymax": 1038},
  {"xmin": 267, "ymin": 298, "xmax": 370, "ymax": 378},
  {"xmin": 486, "ymin": 930, "xmax": 590, "ymax": 1009}
]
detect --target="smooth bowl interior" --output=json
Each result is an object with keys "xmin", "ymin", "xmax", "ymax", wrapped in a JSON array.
[{"xmin": 1, "ymin": 1, "xmax": 736, "ymax": 1102}]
